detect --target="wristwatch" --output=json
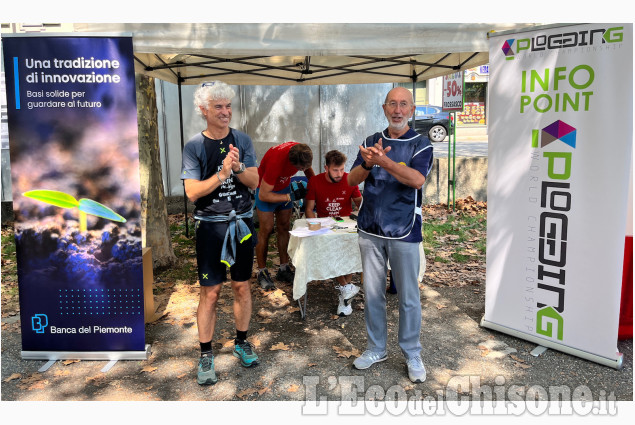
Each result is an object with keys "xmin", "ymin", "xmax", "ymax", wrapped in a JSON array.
[
  {"xmin": 361, "ymin": 161, "xmax": 373, "ymax": 171},
  {"xmin": 233, "ymin": 162, "xmax": 246, "ymax": 175}
]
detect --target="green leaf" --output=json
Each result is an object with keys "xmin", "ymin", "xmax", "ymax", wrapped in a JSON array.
[
  {"xmin": 78, "ymin": 199, "xmax": 126, "ymax": 223},
  {"xmin": 23, "ymin": 190, "xmax": 79, "ymax": 209}
]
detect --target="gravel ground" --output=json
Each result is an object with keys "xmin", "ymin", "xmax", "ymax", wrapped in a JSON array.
[{"xmin": 2, "ymin": 207, "xmax": 632, "ymax": 421}]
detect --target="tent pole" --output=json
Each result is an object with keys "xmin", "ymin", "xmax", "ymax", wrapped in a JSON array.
[
  {"xmin": 452, "ymin": 111, "xmax": 456, "ymax": 211},
  {"xmin": 411, "ymin": 74, "xmax": 416, "ymax": 129},
  {"xmin": 178, "ymin": 73, "xmax": 189, "ymax": 237},
  {"xmin": 412, "ymin": 79, "xmax": 416, "ymax": 105}
]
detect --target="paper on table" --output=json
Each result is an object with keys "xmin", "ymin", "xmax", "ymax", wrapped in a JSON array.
[
  {"xmin": 289, "ymin": 227, "xmax": 334, "ymax": 237},
  {"xmin": 332, "ymin": 221, "xmax": 357, "ymax": 230}
]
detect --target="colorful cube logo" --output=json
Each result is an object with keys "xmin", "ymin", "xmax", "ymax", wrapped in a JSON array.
[
  {"xmin": 502, "ymin": 39, "xmax": 516, "ymax": 59},
  {"xmin": 532, "ymin": 120, "xmax": 577, "ymax": 149}
]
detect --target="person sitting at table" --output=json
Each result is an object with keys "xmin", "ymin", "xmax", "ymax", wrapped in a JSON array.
[
  {"xmin": 305, "ymin": 150, "xmax": 363, "ymax": 316},
  {"xmin": 255, "ymin": 141, "xmax": 315, "ymax": 290}
]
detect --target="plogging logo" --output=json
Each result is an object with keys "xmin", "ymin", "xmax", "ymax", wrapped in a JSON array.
[
  {"xmin": 502, "ymin": 26, "xmax": 624, "ymax": 60},
  {"xmin": 532, "ymin": 120, "xmax": 576, "ymax": 342},
  {"xmin": 31, "ymin": 314, "xmax": 49, "ymax": 334}
]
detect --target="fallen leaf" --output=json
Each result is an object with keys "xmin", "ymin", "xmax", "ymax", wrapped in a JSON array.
[
  {"xmin": 216, "ymin": 336, "xmax": 235, "ymax": 348},
  {"xmin": 17, "ymin": 373, "xmax": 46, "ymax": 390},
  {"xmin": 85, "ymin": 373, "xmax": 106, "ymax": 385},
  {"xmin": 270, "ymin": 342, "xmax": 290, "ymax": 351},
  {"xmin": 332, "ymin": 345, "xmax": 361, "ymax": 359},
  {"xmin": 288, "ymin": 384, "xmax": 300, "ymax": 392},
  {"xmin": 266, "ymin": 289, "xmax": 291, "ymax": 308},
  {"xmin": 510, "ymin": 354, "xmax": 525, "ymax": 363},
  {"xmin": 27, "ymin": 380, "xmax": 48, "ymax": 390},
  {"xmin": 54, "ymin": 369, "xmax": 71, "ymax": 377},
  {"xmin": 237, "ymin": 388, "xmax": 259, "ymax": 399},
  {"xmin": 177, "ymin": 373, "xmax": 188, "ymax": 379},
  {"xmin": 3, "ymin": 373, "xmax": 21, "ymax": 382},
  {"xmin": 257, "ymin": 309, "xmax": 274, "ymax": 318},
  {"xmin": 270, "ymin": 289, "xmax": 286, "ymax": 298},
  {"xmin": 436, "ymin": 303, "xmax": 447, "ymax": 310},
  {"xmin": 62, "ymin": 359, "xmax": 80, "ymax": 365},
  {"xmin": 513, "ymin": 361, "xmax": 531, "ymax": 369},
  {"xmin": 141, "ymin": 366, "xmax": 158, "ymax": 373}
]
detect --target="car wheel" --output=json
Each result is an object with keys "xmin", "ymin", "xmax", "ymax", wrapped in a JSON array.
[{"xmin": 428, "ymin": 125, "xmax": 447, "ymax": 142}]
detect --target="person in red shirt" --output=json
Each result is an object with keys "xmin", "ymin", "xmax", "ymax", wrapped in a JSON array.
[
  {"xmin": 255, "ymin": 141, "xmax": 315, "ymax": 290},
  {"xmin": 305, "ymin": 150, "xmax": 363, "ymax": 316}
]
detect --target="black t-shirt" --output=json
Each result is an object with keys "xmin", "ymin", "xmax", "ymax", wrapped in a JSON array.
[{"xmin": 181, "ymin": 130, "xmax": 255, "ymax": 216}]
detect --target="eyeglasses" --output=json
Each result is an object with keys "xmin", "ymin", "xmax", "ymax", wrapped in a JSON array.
[
  {"xmin": 201, "ymin": 81, "xmax": 216, "ymax": 87},
  {"xmin": 384, "ymin": 101, "xmax": 412, "ymax": 109}
]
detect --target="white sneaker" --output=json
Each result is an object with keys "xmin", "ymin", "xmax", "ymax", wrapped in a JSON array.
[
  {"xmin": 337, "ymin": 294, "xmax": 352, "ymax": 316},
  {"xmin": 353, "ymin": 350, "xmax": 388, "ymax": 370},
  {"xmin": 337, "ymin": 283, "xmax": 360, "ymax": 301},
  {"xmin": 406, "ymin": 355, "xmax": 427, "ymax": 383}
]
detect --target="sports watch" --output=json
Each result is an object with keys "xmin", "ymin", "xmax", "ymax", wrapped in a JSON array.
[{"xmin": 233, "ymin": 162, "xmax": 246, "ymax": 174}]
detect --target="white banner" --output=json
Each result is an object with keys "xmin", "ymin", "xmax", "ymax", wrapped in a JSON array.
[
  {"xmin": 442, "ymin": 71, "xmax": 464, "ymax": 111},
  {"xmin": 484, "ymin": 24, "xmax": 633, "ymax": 367}
]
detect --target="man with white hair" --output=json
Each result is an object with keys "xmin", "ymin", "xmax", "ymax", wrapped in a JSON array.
[
  {"xmin": 348, "ymin": 87, "xmax": 433, "ymax": 383},
  {"xmin": 181, "ymin": 81, "xmax": 260, "ymax": 385}
]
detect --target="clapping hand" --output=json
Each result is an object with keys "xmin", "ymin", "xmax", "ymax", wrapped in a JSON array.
[
  {"xmin": 228, "ymin": 144, "xmax": 241, "ymax": 172},
  {"xmin": 359, "ymin": 138, "xmax": 391, "ymax": 167}
]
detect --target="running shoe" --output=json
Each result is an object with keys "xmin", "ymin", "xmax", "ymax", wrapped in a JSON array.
[
  {"xmin": 233, "ymin": 341, "xmax": 260, "ymax": 367},
  {"xmin": 257, "ymin": 269, "xmax": 275, "ymax": 290},
  {"xmin": 337, "ymin": 283, "xmax": 360, "ymax": 300},
  {"xmin": 406, "ymin": 355, "xmax": 427, "ymax": 383},
  {"xmin": 197, "ymin": 353, "xmax": 218, "ymax": 385},
  {"xmin": 337, "ymin": 294, "xmax": 352, "ymax": 316},
  {"xmin": 275, "ymin": 266, "xmax": 295, "ymax": 283},
  {"xmin": 353, "ymin": 350, "xmax": 388, "ymax": 370}
]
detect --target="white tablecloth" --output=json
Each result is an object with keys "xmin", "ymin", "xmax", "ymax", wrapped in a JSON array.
[{"xmin": 288, "ymin": 218, "xmax": 426, "ymax": 300}]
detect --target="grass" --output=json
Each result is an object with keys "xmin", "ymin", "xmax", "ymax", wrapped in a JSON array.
[
  {"xmin": 422, "ymin": 206, "xmax": 487, "ymax": 265},
  {"xmin": 1, "ymin": 232, "xmax": 16, "ymax": 256},
  {"xmin": 1, "ymin": 225, "xmax": 19, "ymax": 309}
]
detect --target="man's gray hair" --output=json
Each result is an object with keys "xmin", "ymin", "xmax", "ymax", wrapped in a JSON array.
[{"xmin": 194, "ymin": 81, "xmax": 236, "ymax": 118}]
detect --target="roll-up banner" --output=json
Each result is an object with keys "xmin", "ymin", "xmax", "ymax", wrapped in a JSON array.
[
  {"xmin": 483, "ymin": 24, "xmax": 633, "ymax": 369},
  {"xmin": 2, "ymin": 34, "xmax": 148, "ymax": 360}
]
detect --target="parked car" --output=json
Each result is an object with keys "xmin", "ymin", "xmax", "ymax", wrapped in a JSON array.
[{"xmin": 409, "ymin": 105, "xmax": 453, "ymax": 143}]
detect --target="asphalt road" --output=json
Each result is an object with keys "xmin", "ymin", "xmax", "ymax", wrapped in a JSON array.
[{"xmin": 432, "ymin": 139, "xmax": 489, "ymax": 158}]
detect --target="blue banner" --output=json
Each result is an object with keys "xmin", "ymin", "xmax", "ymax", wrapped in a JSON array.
[{"xmin": 2, "ymin": 35, "xmax": 145, "ymax": 353}]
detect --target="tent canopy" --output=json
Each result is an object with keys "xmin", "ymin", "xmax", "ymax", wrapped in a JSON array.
[{"xmin": 74, "ymin": 23, "xmax": 538, "ymax": 86}]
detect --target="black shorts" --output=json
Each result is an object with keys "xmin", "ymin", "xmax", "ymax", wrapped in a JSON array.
[{"xmin": 195, "ymin": 218, "xmax": 255, "ymax": 286}]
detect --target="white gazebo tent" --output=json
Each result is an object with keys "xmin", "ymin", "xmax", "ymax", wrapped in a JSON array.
[
  {"xmin": 74, "ymin": 23, "xmax": 539, "ymax": 86},
  {"xmin": 73, "ymin": 23, "xmax": 542, "ymax": 233}
]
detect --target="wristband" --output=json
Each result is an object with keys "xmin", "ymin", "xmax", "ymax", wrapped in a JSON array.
[
  {"xmin": 361, "ymin": 161, "xmax": 373, "ymax": 171},
  {"xmin": 216, "ymin": 172, "xmax": 226, "ymax": 184}
]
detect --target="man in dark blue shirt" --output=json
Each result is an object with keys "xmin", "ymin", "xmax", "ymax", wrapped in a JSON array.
[
  {"xmin": 181, "ymin": 81, "xmax": 260, "ymax": 385},
  {"xmin": 348, "ymin": 87, "xmax": 433, "ymax": 383}
]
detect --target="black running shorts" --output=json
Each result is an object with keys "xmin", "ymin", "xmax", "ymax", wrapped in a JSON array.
[{"xmin": 195, "ymin": 219, "xmax": 255, "ymax": 286}]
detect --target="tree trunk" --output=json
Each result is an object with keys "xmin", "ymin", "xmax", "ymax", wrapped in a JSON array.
[{"xmin": 136, "ymin": 73, "xmax": 177, "ymax": 268}]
